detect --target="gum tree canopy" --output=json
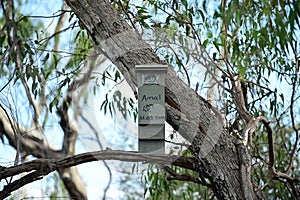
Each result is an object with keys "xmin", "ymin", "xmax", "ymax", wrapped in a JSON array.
[{"xmin": 0, "ymin": 0, "xmax": 299, "ymax": 199}]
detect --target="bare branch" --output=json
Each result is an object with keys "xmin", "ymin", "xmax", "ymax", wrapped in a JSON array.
[
  {"xmin": 0, "ymin": 105, "xmax": 61, "ymax": 159},
  {"xmin": 80, "ymin": 113, "xmax": 112, "ymax": 200},
  {"xmin": 19, "ymin": 75, "xmax": 41, "ymax": 128},
  {"xmin": 53, "ymin": 2, "xmax": 69, "ymax": 52},
  {"xmin": 246, "ymin": 116, "xmax": 299, "ymax": 184},
  {"xmin": 0, "ymin": 150, "xmax": 196, "ymax": 180},
  {"xmin": 168, "ymin": 45, "xmax": 191, "ymax": 86},
  {"xmin": 163, "ymin": 165, "xmax": 207, "ymax": 185},
  {"xmin": 57, "ymin": 62, "xmax": 94, "ymax": 155},
  {"xmin": 0, "ymin": 149, "xmax": 196, "ymax": 199},
  {"xmin": 286, "ymin": 58, "xmax": 299, "ymax": 174},
  {"xmin": 231, "ymin": 76, "xmax": 252, "ymax": 123}
]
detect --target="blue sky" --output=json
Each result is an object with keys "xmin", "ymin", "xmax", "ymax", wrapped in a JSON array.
[{"xmin": 0, "ymin": 1, "xmax": 143, "ymax": 199}]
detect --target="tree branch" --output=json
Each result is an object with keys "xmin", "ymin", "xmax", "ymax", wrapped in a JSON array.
[
  {"xmin": 80, "ymin": 113, "xmax": 112, "ymax": 200},
  {"xmin": 0, "ymin": 150, "xmax": 196, "ymax": 179},
  {"xmin": 0, "ymin": 150, "xmax": 197, "ymax": 199},
  {"xmin": 57, "ymin": 61, "xmax": 94, "ymax": 155},
  {"xmin": 251, "ymin": 117, "xmax": 299, "ymax": 183},
  {"xmin": 286, "ymin": 57, "xmax": 299, "ymax": 174},
  {"xmin": 163, "ymin": 165, "xmax": 209, "ymax": 185},
  {"xmin": 64, "ymin": 1, "xmax": 249, "ymax": 198},
  {"xmin": 0, "ymin": 104, "xmax": 61, "ymax": 159}
]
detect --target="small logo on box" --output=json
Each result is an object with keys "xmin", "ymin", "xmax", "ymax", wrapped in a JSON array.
[{"xmin": 143, "ymin": 74, "xmax": 158, "ymax": 84}]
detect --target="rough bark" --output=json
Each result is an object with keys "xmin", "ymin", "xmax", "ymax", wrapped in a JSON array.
[
  {"xmin": 65, "ymin": 0, "xmax": 260, "ymax": 199},
  {"xmin": 0, "ymin": 150, "xmax": 196, "ymax": 199}
]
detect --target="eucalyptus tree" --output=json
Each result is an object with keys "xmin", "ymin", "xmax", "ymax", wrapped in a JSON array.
[{"xmin": 0, "ymin": 0, "xmax": 299, "ymax": 199}]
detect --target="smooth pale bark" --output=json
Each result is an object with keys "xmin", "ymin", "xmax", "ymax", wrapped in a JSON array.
[
  {"xmin": 66, "ymin": 0, "xmax": 261, "ymax": 199},
  {"xmin": 0, "ymin": 106, "xmax": 88, "ymax": 199}
]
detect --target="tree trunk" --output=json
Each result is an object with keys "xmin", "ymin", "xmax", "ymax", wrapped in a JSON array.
[
  {"xmin": 66, "ymin": 0, "xmax": 263, "ymax": 199},
  {"xmin": 0, "ymin": 107, "xmax": 87, "ymax": 199},
  {"xmin": 58, "ymin": 167, "xmax": 87, "ymax": 200}
]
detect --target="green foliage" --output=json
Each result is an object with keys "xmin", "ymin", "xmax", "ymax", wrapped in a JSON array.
[
  {"xmin": 114, "ymin": 0, "xmax": 300, "ymax": 198},
  {"xmin": 0, "ymin": 0, "xmax": 299, "ymax": 199},
  {"xmin": 0, "ymin": 0, "xmax": 95, "ymax": 116},
  {"xmin": 100, "ymin": 65, "xmax": 137, "ymax": 122},
  {"xmin": 143, "ymin": 165, "xmax": 214, "ymax": 199}
]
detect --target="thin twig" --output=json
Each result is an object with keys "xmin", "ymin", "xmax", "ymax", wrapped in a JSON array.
[
  {"xmin": 286, "ymin": 57, "xmax": 299, "ymax": 174},
  {"xmin": 80, "ymin": 114, "xmax": 112, "ymax": 200}
]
